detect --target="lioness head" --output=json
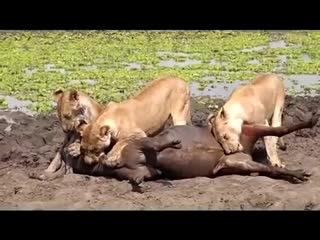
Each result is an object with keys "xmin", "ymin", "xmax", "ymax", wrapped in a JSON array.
[
  {"xmin": 77, "ymin": 121, "xmax": 113, "ymax": 164},
  {"xmin": 208, "ymin": 108, "xmax": 243, "ymax": 154},
  {"xmin": 53, "ymin": 89, "xmax": 88, "ymax": 133}
]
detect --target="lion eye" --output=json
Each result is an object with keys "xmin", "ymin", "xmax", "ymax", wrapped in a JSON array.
[{"xmin": 223, "ymin": 134, "xmax": 229, "ymax": 140}]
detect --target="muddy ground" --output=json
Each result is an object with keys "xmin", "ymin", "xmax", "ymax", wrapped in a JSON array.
[{"xmin": 0, "ymin": 96, "xmax": 320, "ymax": 210}]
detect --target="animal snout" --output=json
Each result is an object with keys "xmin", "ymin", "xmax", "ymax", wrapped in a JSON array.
[
  {"xmin": 224, "ymin": 147, "xmax": 232, "ymax": 154},
  {"xmin": 222, "ymin": 143, "xmax": 233, "ymax": 154},
  {"xmin": 223, "ymin": 141, "xmax": 242, "ymax": 154},
  {"xmin": 237, "ymin": 143, "xmax": 243, "ymax": 152}
]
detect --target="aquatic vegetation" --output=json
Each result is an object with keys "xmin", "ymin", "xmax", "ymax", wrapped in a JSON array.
[
  {"xmin": 0, "ymin": 98, "xmax": 8, "ymax": 108},
  {"xmin": 0, "ymin": 30, "xmax": 319, "ymax": 114}
]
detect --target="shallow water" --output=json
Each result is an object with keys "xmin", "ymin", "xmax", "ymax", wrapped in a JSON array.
[
  {"xmin": 285, "ymin": 75, "xmax": 320, "ymax": 95},
  {"xmin": 279, "ymin": 55, "xmax": 287, "ymax": 65},
  {"xmin": 241, "ymin": 45, "xmax": 266, "ymax": 52},
  {"xmin": 69, "ymin": 79, "xmax": 97, "ymax": 85},
  {"xmin": 24, "ymin": 67, "xmax": 38, "ymax": 76},
  {"xmin": 0, "ymin": 95, "xmax": 35, "ymax": 116},
  {"xmin": 190, "ymin": 80, "xmax": 245, "ymax": 98},
  {"xmin": 44, "ymin": 64, "xmax": 67, "ymax": 74},
  {"xmin": 209, "ymin": 59, "xmax": 228, "ymax": 66},
  {"xmin": 247, "ymin": 59, "xmax": 260, "ymax": 65},
  {"xmin": 273, "ymin": 55, "xmax": 288, "ymax": 71},
  {"xmin": 24, "ymin": 64, "xmax": 68, "ymax": 76},
  {"xmin": 269, "ymin": 40, "xmax": 287, "ymax": 49},
  {"xmin": 156, "ymin": 51, "xmax": 191, "ymax": 57},
  {"xmin": 125, "ymin": 63, "xmax": 141, "ymax": 70},
  {"xmin": 241, "ymin": 40, "xmax": 292, "ymax": 53},
  {"xmin": 158, "ymin": 59, "xmax": 201, "ymax": 68},
  {"xmin": 190, "ymin": 74, "xmax": 320, "ymax": 98},
  {"xmin": 302, "ymin": 54, "xmax": 311, "ymax": 62},
  {"xmin": 44, "ymin": 64, "xmax": 55, "ymax": 71},
  {"xmin": 82, "ymin": 65, "xmax": 98, "ymax": 71}
]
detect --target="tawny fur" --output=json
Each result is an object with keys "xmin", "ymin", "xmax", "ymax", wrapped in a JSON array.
[
  {"xmin": 211, "ymin": 73, "xmax": 286, "ymax": 167},
  {"xmin": 79, "ymin": 75, "xmax": 191, "ymax": 167}
]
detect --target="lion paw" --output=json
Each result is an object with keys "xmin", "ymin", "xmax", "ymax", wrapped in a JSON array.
[
  {"xmin": 101, "ymin": 141, "xmax": 127, "ymax": 168},
  {"xmin": 67, "ymin": 142, "xmax": 81, "ymax": 157},
  {"xmin": 270, "ymin": 161, "xmax": 285, "ymax": 168},
  {"xmin": 100, "ymin": 151, "xmax": 121, "ymax": 168}
]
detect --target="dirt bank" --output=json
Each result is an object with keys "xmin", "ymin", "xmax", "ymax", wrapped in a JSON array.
[{"xmin": 0, "ymin": 96, "xmax": 319, "ymax": 210}]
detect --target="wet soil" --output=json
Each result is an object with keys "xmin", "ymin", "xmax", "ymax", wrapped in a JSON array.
[{"xmin": 0, "ymin": 96, "xmax": 320, "ymax": 210}]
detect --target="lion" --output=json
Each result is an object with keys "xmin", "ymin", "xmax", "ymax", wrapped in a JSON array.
[
  {"xmin": 76, "ymin": 76, "xmax": 191, "ymax": 167},
  {"xmin": 44, "ymin": 89, "xmax": 104, "ymax": 174},
  {"xmin": 210, "ymin": 73, "xmax": 286, "ymax": 168}
]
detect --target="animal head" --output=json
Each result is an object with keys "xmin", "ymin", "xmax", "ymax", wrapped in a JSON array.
[
  {"xmin": 79, "ymin": 123, "xmax": 113, "ymax": 164},
  {"xmin": 53, "ymin": 89, "xmax": 89, "ymax": 133},
  {"xmin": 208, "ymin": 107, "xmax": 243, "ymax": 154}
]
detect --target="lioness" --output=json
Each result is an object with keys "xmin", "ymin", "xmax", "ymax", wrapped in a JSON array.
[
  {"xmin": 211, "ymin": 73, "xmax": 286, "ymax": 167},
  {"xmin": 45, "ymin": 89, "xmax": 104, "ymax": 174},
  {"xmin": 77, "ymin": 76, "xmax": 191, "ymax": 167}
]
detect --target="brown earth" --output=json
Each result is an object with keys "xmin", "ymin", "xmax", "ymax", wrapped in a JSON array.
[{"xmin": 0, "ymin": 96, "xmax": 319, "ymax": 210}]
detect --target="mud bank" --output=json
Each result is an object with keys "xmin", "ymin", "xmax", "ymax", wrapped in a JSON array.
[{"xmin": 0, "ymin": 96, "xmax": 320, "ymax": 210}]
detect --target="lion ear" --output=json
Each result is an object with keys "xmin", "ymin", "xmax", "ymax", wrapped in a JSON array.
[
  {"xmin": 99, "ymin": 126, "xmax": 110, "ymax": 137},
  {"xmin": 53, "ymin": 89, "xmax": 64, "ymax": 102},
  {"xmin": 69, "ymin": 89, "xmax": 79, "ymax": 101},
  {"xmin": 76, "ymin": 119, "xmax": 88, "ymax": 136},
  {"xmin": 207, "ymin": 113, "xmax": 215, "ymax": 126},
  {"xmin": 220, "ymin": 107, "xmax": 227, "ymax": 119}
]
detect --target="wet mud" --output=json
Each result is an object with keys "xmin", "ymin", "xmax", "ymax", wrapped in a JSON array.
[{"xmin": 0, "ymin": 96, "xmax": 320, "ymax": 210}]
